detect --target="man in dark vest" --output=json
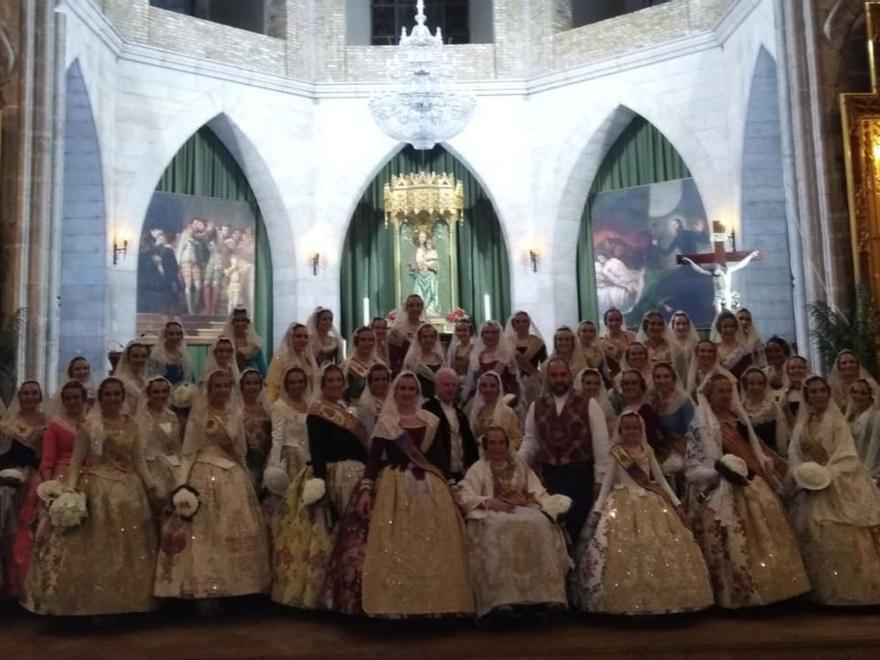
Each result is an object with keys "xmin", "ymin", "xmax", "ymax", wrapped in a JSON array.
[
  {"xmin": 422, "ymin": 367, "xmax": 478, "ymax": 481},
  {"xmin": 519, "ymin": 357, "xmax": 610, "ymax": 541}
]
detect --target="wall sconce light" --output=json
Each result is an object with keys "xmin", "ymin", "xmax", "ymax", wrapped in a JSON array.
[
  {"xmin": 528, "ymin": 249, "xmax": 539, "ymax": 273},
  {"xmin": 112, "ymin": 236, "xmax": 128, "ymax": 266},
  {"xmin": 312, "ymin": 252, "xmax": 321, "ymax": 276}
]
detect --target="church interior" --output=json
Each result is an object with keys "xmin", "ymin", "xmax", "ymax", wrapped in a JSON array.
[{"xmin": 3, "ymin": 0, "xmax": 880, "ymax": 658}]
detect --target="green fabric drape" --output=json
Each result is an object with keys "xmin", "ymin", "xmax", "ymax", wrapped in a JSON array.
[
  {"xmin": 155, "ymin": 127, "xmax": 274, "ymax": 363},
  {"xmin": 577, "ymin": 116, "xmax": 691, "ymax": 321},
  {"xmin": 340, "ymin": 145, "xmax": 511, "ymax": 338}
]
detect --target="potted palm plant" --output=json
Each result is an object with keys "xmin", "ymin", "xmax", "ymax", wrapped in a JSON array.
[
  {"xmin": 0, "ymin": 308, "xmax": 24, "ymax": 406},
  {"xmin": 808, "ymin": 284, "xmax": 880, "ymax": 376}
]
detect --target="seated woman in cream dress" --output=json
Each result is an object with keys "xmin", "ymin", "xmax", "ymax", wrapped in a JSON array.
[
  {"xmin": 458, "ymin": 426, "xmax": 570, "ymax": 617},
  {"xmin": 263, "ymin": 366, "xmax": 309, "ymax": 504},
  {"xmin": 575, "ymin": 411, "xmax": 713, "ymax": 615},
  {"xmin": 786, "ymin": 375, "xmax": 880, "ymax": 606}
]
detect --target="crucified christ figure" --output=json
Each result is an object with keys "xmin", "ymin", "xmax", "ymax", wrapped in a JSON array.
[{"xmin": 680, "ymin": 250, "xmax": 761, "ymax": 317}]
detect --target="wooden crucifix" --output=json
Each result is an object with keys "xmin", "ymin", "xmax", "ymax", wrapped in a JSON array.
[{"xmin": 676, "ymin": 221, "xmax": 762, "ymax": 316}]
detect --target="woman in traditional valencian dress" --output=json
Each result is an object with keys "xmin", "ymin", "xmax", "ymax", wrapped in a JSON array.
[
  {"xmin": 342, "ymin": 372, "xmax": 474, "ymax": 617},
  {"xmin": 599, "ymin": 308, "xmax": 637, "ymax": 378},
  {"xmin": 263, "ymin": 366, "xmax": 310, "ymax": 504},
  {"xmin": 138, "ymin": 376, "xmax": 182, "ymax": 496},
  {"xmin": 651, "ymin": 362, "xmax": 694, "ymax": 492},
  {"xmin": 549, "ymin": 326, "xmax": 587, "ymax": 376},
  {"xmin": 265, "ymin": 323, "xmax": 318, "ymax": 403},
  {"xmin": 616, "ymin": 341, "xmax": 653, "ymax": 391},
  {"xmin": 307, "ymin": 307, "xmax": 344, "ymax": 368},
  {"xmin": 614, "ymin": 369, "xmax": 663, "ymax": 454},
  {"xmin": 669, "ymin": 311, "xmax": 699, "ymax": 381},
  {"xmin": 828, "ymin": 349, "xmax": 880, "ymax": 413},
  {"xmin": 846, "ymin": 378, "xmax": 880, "ymax": 477},
  {"xmin": 370, "ymin": 317, "xmax": 390, "ymax": 367},
  {"xmin": 712, "ymin": 311, "xmax": 753, "ymax": 381},
  {"xmin": 464, "ymin": 321, "xmax": 521, "ymax": 406},
  {"xmin": 685, "ymin": 339, "xmax": 735, "ymax": 401},
  {"xmin": 388, "ymin": 295, "xmax": 426, "ymax": 377},
  {"xmin": 576, "ymin": 321, "xmax": 606, "ymax": 371},
  {"xmin": 446, "ymin": 319, "xmax": 474, "ymax": 381},
  {"xmin": 222, "ymin": 305, "xmax": 267, "ymax": 375},
  {"xmin": 9, "ymin": 381, "xmax": 85, "ymax": 596},
  {"xmin": 506, "ymin": 311, "xmax": 548, "ymax": 407},
  {"xmin": 459, "ymin": 426, "xmax": 570, "ymax": 617},
  {"xmin": 24, "ymin": 378, "xmax": 160, "ymax": 616},
  {"xmin": 114, "ymin": 340, "xmax": 150, "ymax": 415},
  {"xmin": 737, "ymin": 308, "xmax": 766, "ymax": 368},
  {"xmin": 343, "ymin": 327, "xmax": 382, "ymax": 403},
  {"xmin": 46, "ymin": 356, "xmax": 96, "ymax": 416},
  {"xmin": 637, "ymin": 310, "xmax": 679, "ymax": 370},
  {"xmin": 779, "ymin": 355, "xmax": 811, "ymax": 427},
  {"xmin": 154, "ymin": 370, "xmax": 270, "ymax": 604},
  {"xmin": 240, "ymin": 369, "xmax": 272, "ymax": 493},
  {"xmin": 352, "ymin": 364, "xmax": 391, "ymax": 434},
  {"xmin": 741, "ymin": 366, "xmax": 789, "ymax": 457},
  {"xmin": 469, "ymin": 372, "xmax": 523, "ymax": 450},
  {"xmin": 403, "ymin": 322, "xmax": 446, "ymax": 400},
  {"xmin": 0, "ymin": 381, "xmax": 46, "ymax": 597},
  {"xmin": 199, "ymin": 336, "xmax": 241, "ymax": 387},
  {"xmin": 273, "ymin": 365, "xmax": 369, "ymax": 610},
  {"xmin": 575, "ymin": 367, "xmax": 617, "ymax": 436},
  {"xmin": 147, "ymin": 321, "xmax": 193, "ymax": 386},
  {"xmin": 786, "ymin": 375, "xmax": 880, "ymax": 605},
  {"xmin": 763, "ymin": 335, "xmax": 792, "ymax": 394},
  {"xmin": 685, "ymin": 373, "xmax": 809, "ymax": 608},
  {"xmin": 576, "ymin": 412, "xmax": 713, "ymax": 615}
]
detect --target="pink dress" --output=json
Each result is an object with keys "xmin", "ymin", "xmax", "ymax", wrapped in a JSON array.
[{"xmin": 6, "ymin": 420, "xmax": 75, "ymax": 597}]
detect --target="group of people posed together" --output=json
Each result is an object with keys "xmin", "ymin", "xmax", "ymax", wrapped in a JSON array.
[{"xmin": 2, "ymin": 295, "xmax": 880, "ymax": 623}]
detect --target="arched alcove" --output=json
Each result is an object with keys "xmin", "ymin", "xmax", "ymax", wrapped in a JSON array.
[
  {"xmin": 59, "ymin": 60, "xmax": 107, "ymax": 375},
  {"xmin": 136, "ymin": 126, "xmax": 274, "ymax": 371},
  {"xmin": 576, "ymin": 115, "xmax": 714, "ymax": 327},
  {"xmin": 739, "ymin": 47, "xmax": 796, "ymax": 341},
  {"xmin": 340, "ymin": 144, "xmax": 511, "ymax": 338}
]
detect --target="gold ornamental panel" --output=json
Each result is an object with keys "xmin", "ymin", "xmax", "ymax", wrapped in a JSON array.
[{"xmin": 383, "ymin": 171, "xmax": 464, "ymax": 230}]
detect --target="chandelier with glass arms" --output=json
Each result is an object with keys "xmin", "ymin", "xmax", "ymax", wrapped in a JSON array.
[{"xmin": 369, "ymin": 0, "xmax": 476, "ymax": 150}]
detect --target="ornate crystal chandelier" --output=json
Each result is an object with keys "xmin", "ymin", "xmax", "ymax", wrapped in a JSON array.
[{"xmin": 369, "ymin": 0, "xmax": 476, "ymax": 150}]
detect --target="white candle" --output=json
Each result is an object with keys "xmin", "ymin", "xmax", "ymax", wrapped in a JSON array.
[
  {"xmin": 483, "ymin": 293, "xmax": 491, "ymax": 321},
  {"xmin": 363, "ymin": 297, "xmax": 370, "ymax": 328}
]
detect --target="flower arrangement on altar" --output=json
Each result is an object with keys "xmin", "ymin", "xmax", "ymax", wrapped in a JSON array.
[
  {"xmin": 48, "ymin": 490, "xmax": 88, "ymax": 529},
  {"xmin": 446, "ymin": 308, "xmax": 469, "ymax": 323}
]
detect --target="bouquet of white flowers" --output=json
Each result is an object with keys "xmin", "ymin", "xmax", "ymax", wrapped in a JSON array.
[
  {"xmin": 171, "ymin": 484, "xmax": 201, "ymax": 521},
  {"xmin": 0, "ymin": 468, "xmax": 26, "ymax": 488},
  {"xmin": 793, "ymin": 461, "xmax": 832, "ymax": 491},
  {"xmin": 48, "ymin": 490, "xmax": 88, "ymax": 529},
  {"xmin": 36, "ymin": 479, "xmax": 64, "ymax": 504},
  {"xmin": 301, "ymin": 478, "xmax": 326, "ymax": 506},
  {"xmin": 541, "ymin": 493, "xmax": 573, "ymax": 521},
  {"xmin": 263, "ymin": 465, "xmax": 291, "ymax": 497},
  {"xmin": 715, "ymin": 454, "xmax": 749, "ymax": 486},
  {"xmin": 171, "ymin": 383, "xmax": 198, "ymax": 409}
]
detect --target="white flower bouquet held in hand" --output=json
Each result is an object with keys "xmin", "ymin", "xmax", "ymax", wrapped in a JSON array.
[
  {"xmin": 171, "ymin": 484, "xmax": 201, "ymax": 521},
  {"xmin": 541, "ymin": 493, "xmax": 573, "ymax": 521},
  {"xmin": 48, "ymin": 490, "xmax": 88, "ymax": 529},
  {"xmin": 301, "ymin": 478, "xmax": 326, "ymax": 506},
  {"xmin": 36, "ymin": 479, "xmax": 64, "ymax": 504},
  {"xmin": 263, "ymin": 465, "xmax": 291, "ymax": 497},
  {"xmin": 793, "ymin": 461, "xmax": 832, "ymax": 491},
  {"xmin": 171, "ymin": 383, "xmax": 198, "ymax": 409},
  {"xmin": 0, "ymin": 468, "xmax": 26, "ymax": 488}
]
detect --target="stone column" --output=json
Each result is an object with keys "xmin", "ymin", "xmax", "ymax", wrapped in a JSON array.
[{"xmin": 0, "ymin": 0, "xmax": 64, "ymax": 386}]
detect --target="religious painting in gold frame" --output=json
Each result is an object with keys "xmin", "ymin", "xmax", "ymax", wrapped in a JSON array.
[
  {"xmin": 842, "ymin": 2, "xmax": 880, "ymax": 300},
  {"xmin": 384, "ymin": 172, "xmax": 464, "ymax": 330}
]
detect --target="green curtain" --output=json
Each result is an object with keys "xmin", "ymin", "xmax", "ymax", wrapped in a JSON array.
[
  {"xmin": 577, "ymin": 116, "xmax": 691, "ymax": 321},
  {"xmin": 155, "ymin": 127, "xmax": 274, "ymax": 364},
  {"xmin": 340, "ymin": 145, "xmax": 511, "ymax": 338}
]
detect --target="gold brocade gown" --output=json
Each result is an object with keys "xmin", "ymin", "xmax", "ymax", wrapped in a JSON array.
[
  {"xmin": 23, "ymin": 416, "xmax": 158, "ymax": 615},
  {"xmin": 576, "ymin": 447, "xmax": 714, "ymax": 615},
  {"xmin": 154, "ymin": 411, "xmax": 270, "ymax": 599}
]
